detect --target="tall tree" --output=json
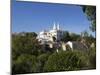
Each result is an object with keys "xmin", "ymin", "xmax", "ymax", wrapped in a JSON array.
[
  {"xmin": 61, "ymin": 31, "xmax": 71, "ymax": 42},
  {"xmin": 82, "ymin": 6, "xmax": 96, "ymax": 32}
]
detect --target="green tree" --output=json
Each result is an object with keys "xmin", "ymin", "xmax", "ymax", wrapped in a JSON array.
[
  {"xmin": 82, "ymin": 6, "xmax": 96, "ymax": 32},
  {"xmin": 43, "ymin": 51, "xmax": 90, "ymax": 72},
  {"xmin": 25, "ymin": 32, "xmax": 37, "ymax": 38},
  {"xmin": 61, "ymin": 31, "xmax": 71, "ymax": 42},
  {"xmin": 12, "ymin": 32, "xmax": 41, "ymax": 57},
  {"xmin": 12, "ymin": 54, "xmax": 37, "ymax": 74},
  {"xmin": 12, "ymin": 32, "xmax": 44, "ymax": 74},
  {"xmin": 70, "ymin": 33, "xmax": 80, "ymax": 41},
  {"xmin": 36, "ymin": 53, "xmax": 50, "ymax": 72},
  {"xmin": 81, "ymin": 30, "xmax": 96, "ymax": 48},
  {"xmin": 61, "ymin": 31, "xmax": 80, "ymax": 42},
  {"xmin": 88, "ymin": 47, "xmax": 96, "ymax": 69},
  {"xmin": 81, "ymin": 30, "xmax": 89, "ymax": 37}
]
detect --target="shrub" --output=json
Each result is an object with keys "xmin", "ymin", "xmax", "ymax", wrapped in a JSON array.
[
  {"xmin": 36, "ymin": 53, "xmax": 50, "ymax": 72},
  {"xmin": 12, "ymin": 54, "xmax": 37, "ymax": 74},
  {"xmin": 88, "ymin": 47, "xmax": 96, "ymax": 69},
  {"xmin": 43, "ymin": 51, "xmax": 90, "ymax": 72}
]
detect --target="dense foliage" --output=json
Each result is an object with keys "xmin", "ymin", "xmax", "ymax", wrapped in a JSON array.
[
  {"xmin": 61, "ymin": 31, "xmax": 81, "ymax": 42},
  {"xmin": 43, "ymin": 50, "xmax": 96, "ymax": 72},
  {"xmin": 12, "ymin": 54, "xmax": 37, "ymax": 74},
  {"xmin": 82, "ymin": 6, "xmax": 96, "ymax": 33},
  {"xmin": 12, "ymin": 32, "xmax": 96, "ymax": 74}
]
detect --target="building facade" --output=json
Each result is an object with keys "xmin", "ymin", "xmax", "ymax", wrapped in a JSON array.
[{"xmin": 37, "ymin": 22, "xmax": 63, "ymax": 43}]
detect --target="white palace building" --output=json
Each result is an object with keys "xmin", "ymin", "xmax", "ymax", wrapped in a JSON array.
[
  {"xmin": 37, "ymin": 22, "xmax": 63, "ymax": 43},
  {"xmin": 37, "ymin": 22, "xmax": 89, "ymax": 52}
]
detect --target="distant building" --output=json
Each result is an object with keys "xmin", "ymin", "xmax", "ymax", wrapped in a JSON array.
[
  {"xmin": 37, "ymin": 22, "xmax": 89, "ymax": 52},
  {"xmin": 37, "ymin": 22, "xmax": 63, "ymax": 43}
]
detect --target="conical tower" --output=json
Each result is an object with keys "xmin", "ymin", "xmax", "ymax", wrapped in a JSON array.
[
  {"xmin": 53, "ymin": 22, "xmax": 57, "ymax": 30},
  {"xmin": 57, "ymin": 23, "xmax": 60, "ymax": 30}
]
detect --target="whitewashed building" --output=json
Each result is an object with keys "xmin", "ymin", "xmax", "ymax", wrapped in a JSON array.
[
  {"xmin": 37, "ymin": 22, "xmax": 63, "ymax": 43},
  {"xmin": 37, "ymin": 22, "xmax": 88, "ymax": 52}
]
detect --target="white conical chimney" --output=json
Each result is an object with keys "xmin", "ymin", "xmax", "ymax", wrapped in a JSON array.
[
  {"xmin": 53, "ymin": 22, "xmax": 57, "ymax": 30},
  {"xmin": 57, "ymin": 23, "xmax": 60, "ymax": 30}
]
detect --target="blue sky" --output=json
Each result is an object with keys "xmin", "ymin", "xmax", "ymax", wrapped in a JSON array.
[{"xmin": 12, "ymin": 0, "xmax": 93, "ymax": 35}]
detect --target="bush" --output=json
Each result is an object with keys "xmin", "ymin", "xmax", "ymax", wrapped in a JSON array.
[
  {"xmin": 88, "ymin": 47, "xmax": 96, "ymax": 69},
  {"xmin": 43, "ymin": 51, "xmax": 90, "ymax": 72},
  {"xmin": 12, "ymin": 54, "xmax": 37, "ymax": 74},
  {"xmin": 36, "ymin": 53, "xmax": 50, "ymax": 72},
  {"xmin": 12, "ymin": 33, "xmax": 41, "ymax": 57}
]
